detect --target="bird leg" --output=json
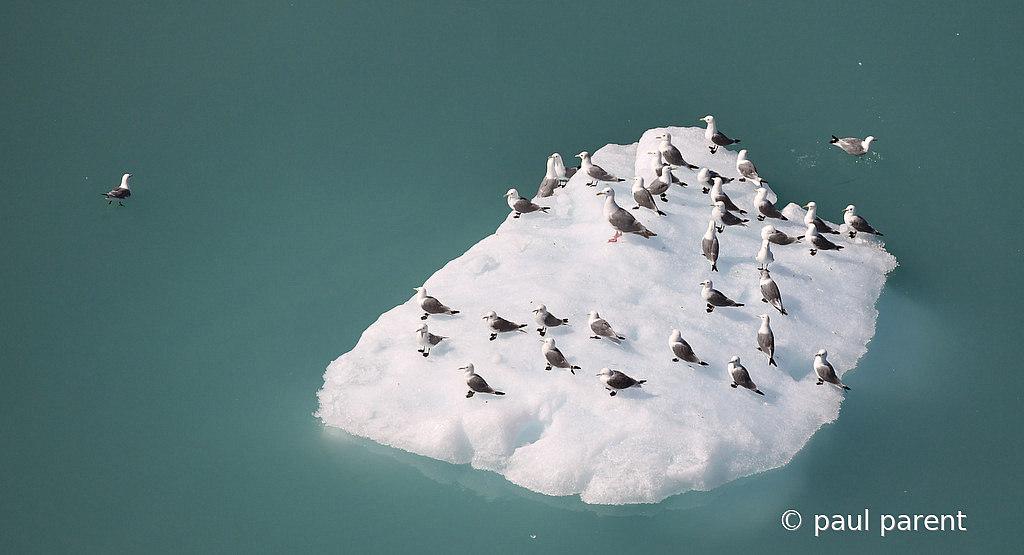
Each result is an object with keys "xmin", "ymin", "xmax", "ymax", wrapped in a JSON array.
[
  {"xmin": 545, "ymin": 364, "xmax": 552, "ymax": 371},
  {"xmin": 706, "ymin": 304, "xmax": 715, "ymax": 313},
  {"xmin": 607, "ymin": 232, "xmax": 622, "ymax": 243},
  {"xmin": 660, "ymin": 194, "xmax": 668, "ymax": 202},
  {"xmin": 757, "ymin": 215, "xmax": 765, "ymax": 221},
  {"xmin": 716, "ymin": 225, "xmax": 725, "ymax": 233},
  {"xmin": 848, "ymin": 231, "xmax": 857, "ymax": 238},
  {"xmin": 514, "ymin": 213, "xmax": 521, "ymax": 219},
  {"xmin": 810, "ymin": 249, "xmax": 818, "ymax": 256},
  {"xmin": 489, "ymin": 333, "xmax": 497, "ymax": 341},
  {"xmin": 709, "ymin": 145, "xmax": 719, "ymax": 154},
  {"xmin": 537, "ymin": 327, "xmax": 546, "ymax": 336},
  {"xmin": 466, "ymin": 390, "xmax": 475, "ymax": 398},
  {"xmin": 609, "ymin": 390, "xmax": 617, "ymax": 396}
]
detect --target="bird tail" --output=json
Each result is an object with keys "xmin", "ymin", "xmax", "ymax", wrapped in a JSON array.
[
  {"xmin": 637, "ymin": 380, "xmax": 647, "ymax": 385},
  {"xmin": 494, "ymin": 391, "xmax": 506, "ymax": 396},
  {"xmin": 842, "ymin": 385, "xmax": 851, "ymax": 391},
  {"xmin": 755, "ymin": 389, "xmax": 765, "ymax": 395},
  {"xmin": 640, "ymin": 230, "xmax": 657, "ymax": 238},
  {"xmin": 769, "ymin": 357, "xmax": 777, "ymax": 367},
  {"xmin": 450, "ymin": 310, "xmax": 460, "ymax": 315},
  {"xmin": 699, "ymin": 361, "xmax": 709, "ymax": 366},
  {"xmin": 711, "ymin": 262, "xmax": 718, "ymax": 272},
  {"xmin": 830, "ymin": 135, "xmax": 840, "ymax": 144}
]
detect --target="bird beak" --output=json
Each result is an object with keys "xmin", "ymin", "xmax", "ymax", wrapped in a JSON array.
[
  {"xmin": 575, "ymin": 154, "xmax": 582, "ymax": 158},
  {"xmin": 596, "ymin": 191, "xmax": 605, "ymax": 196}
]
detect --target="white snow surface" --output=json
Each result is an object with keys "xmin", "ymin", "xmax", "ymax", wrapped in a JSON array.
[{"xmin": 317, "ymin": 126, "xmax": 897, "ymax": 505}]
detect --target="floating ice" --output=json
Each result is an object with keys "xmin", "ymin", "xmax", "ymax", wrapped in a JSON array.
[{"xmin": 316, "ymin": 126, "xmax": 897, "ymax": 505}]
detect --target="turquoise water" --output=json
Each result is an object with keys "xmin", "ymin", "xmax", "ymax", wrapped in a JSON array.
[{"xmin": 2, "ymin": 1, "xmax": 1020, "ymax": 552}]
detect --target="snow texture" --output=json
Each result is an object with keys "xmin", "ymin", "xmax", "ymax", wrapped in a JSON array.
[{"xmin": 316, "ymin": 126, "xmax": 897, "ymax": 504}]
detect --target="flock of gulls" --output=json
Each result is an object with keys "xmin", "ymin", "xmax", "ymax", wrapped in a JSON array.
[{"xmin": 407, "ymin": 119, "xmax": 882, "ymax": 399}]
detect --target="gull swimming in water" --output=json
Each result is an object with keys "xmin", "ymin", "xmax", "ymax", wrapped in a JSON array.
[
  {"xmin": 728, "ymin": 356, "xmax": 764, "ymax": 395},
  {"xmin": 842, "ymin": 204, "xmax": 884, "ymax": 238},
  {"xmin": 504, "ymin": 188, "xmax": 550, "ymax": 219},
  {"xmin": 669, "ymin": 329, "xmax": 708, "ymax": 366},
  {"xmin": 804, "ymin": 223, "xmax": 844, "ymax": 256},
  {"xmin": 655, "ymin": 132, "xmax": 698, "ymax": 170},
  {"xmin": 101, "ymin": 173, "xmax": 132, "ymax": 206},
  {"xmin": 461, "ymin": 363, "xmax": 505, "ymax": 398},
  {"xmin": 701, "ymin": 219, "xmax": 720, "ymax": 272},
  {"xmin": 754, "ymin": 187, "xmax": 787, "ymax": 221},
  {"xmin": 588, "ymin": 311, "xmax": 625, "ymax": 343},
  {"xmin": 803, "ymin": 201, "xmax": 840, "ymax": 235},
  {"xmin": 700, "ymin": 115, "xmax": 741, "ymax": 154},
  {"xmin": 542, "ymin": 337, "xmax": 580, "ymax": 374},
  {"xmin": 830, "ymin": 135, "xmax": 876, "ymax": 156},
  {"xmin": 414, "ymin": 287, "xmax": 460, "ymax": 320},
  {"xmin": 416, "ymin": 323, "xmax": 446, "ymax": 357},
  {"xmin": 483, "ymin": 310, "xmax": 527, "ymax": 340},
  {"xmin": 532, "ymin": 304, "xmax": 569, "ymax": 336},
  {"xmin": 759, "ymin": 268, "xmax": 787, "ymax": 316},
  {"xmin": 814, "ymin": 349, "xmax": 851, "ymax": 390},
  {"xmin": 761, "ymin": 224, "xmax": 802, "ymax": 246},
  {"xmin": 631, "ymin": 177, "xmax": 666, "ymax": 216},
  {"xmin": 711, "ymin": 200, "xmax": 748, "ymax": 233},
  {"xmin": 736, "ymin": 149, "xmax": 766, "ymax": 186},
  {"xmin": 756, "ymin": 314, "xmax": 777, "ymax": 367},
  {"xmin": 596, "ymin": 187, "xmax": 657, "ymax": 242},
  {"xmin": 577, "ymin": 151, "xmax": 625, "ymax": 187},
  {"xmin": 700, "ymin": 280, "xmax": 744, "ymax": 313},
  {"xmin": 537, "ymin": 155, "xmax": 561, "ymax": 198},
  {"xmin": 597, "ymin": 368, "xmax": 645, "ymax": 396}
]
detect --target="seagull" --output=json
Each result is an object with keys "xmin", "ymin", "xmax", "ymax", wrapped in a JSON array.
[
  {"xmin": 842, "ymin": 204, "xmax": 884, "ymax": 238},
  {"xmin": 416, "ymin": 324, "xmax": 446, "ymax": 357},
  {"xmin": 756, "ymin": 239, "xmax": 774, "ymax": 270},
  {"xmin": 631, "ymin": 177, "xmax": 666, "ymax": 216},
  {"xmin": 655, "ymin": 132, "xmax": 698, "ymax": 169},
  {"xmin": 461, "ymin": 364, "xmax": 505, "ymax": 398},
  {"xmin": 577, "ymin": 151, "xmax": 625, "ymax": 187},
  {"xmin": 814, "ymin": 349, "xmax": 851, "ymax": 390},
  {"xmin": 759, "ymin": 268, "xmax": 787, "ymax": 316},
  {"xmin": 701, "ymin": 219, "xmax": 720, "ymax": 272},
  {"xmin": 728, "ymin": 356, "xmax": 764, "ymax": 395},
  {"xmin": 647, "ymin": 151, "xmax": 683, "ymax": 187},
  {"xmin": 805, "ymin": 223, "xmax": 844, "ymax": 256},
  {"xmin": 700, "ymin": 115, "xmax": 741, "ymax": 154},
  {"xmin": 537, "ymin": 155, "xmax": 561, "ymax": 198},
  {"xmin": 532, "ymin": 304, "xmax": 569, "ymax": 336},
  {"xmin": 504, "ymin": 188, "xmax": 550, "ymax": 219},
  {"xmin": 700, "ymin": 280, "xmax": 744, "ymax": 313},
  {"xmin": 697, "ymin": 167, "xmax": 733, "ymax": 193},
  {"xmin": 483, "ymin": 311, "xmax": 527, "ymax": 340},
  {"xmin": 830, "ymin": 135, "xmax": 876, "ymax": 156},
  {"xmin": 736, "ymin": 149, "xmax": 766, "ymax": 186},
  {"xmin": 711, "ymin": 200, "xmax": 748, "ymax": 233},
  {"xmin": 588, "ymin": 310, "xmax": 625, "ymax": 343},
  {"xmin": 754, "ymin": 187, "xmax": 787, "ymax": 221},
  {"xmin": 710, "ymin": 177, "xmax": 745, "ymax": 214},
  {"xmin": 551, "ymin": 153, "xmax": 578, "ymax": 183},
  {"xmin": 756, "ymin": 314, "xmax": 777, "ymax": 367},
  {"xmin": 101, "ymin": 173, "xmax": 132, "ymax": 206},
  {"xmin": 761, "ymin": 224, "xmax": 802, "ymax": 246},
  {"xmin": 542, "ymin": 337, "xmax": 580, "ymax": 374},
  {"xmin": 414, "ymin": 287, "xmax": 460, "ymax": 320},
  {"xmin": 597, "ymin": 367, "xmax": 645, "ymax": 396},
  {"xmin": 644, "ymin": 169, "xmax": 673, "ymax": 203},
  {"xmin": 669, "ymin": 329, "xmax": 708, "ymax": 366},
  {"xmin": 803, "ymin": 201, "xmax": 840, "ymax": 234},
  {"xmin": 596, "ymin": 187, "xmax": 657, "ymax": 242}
]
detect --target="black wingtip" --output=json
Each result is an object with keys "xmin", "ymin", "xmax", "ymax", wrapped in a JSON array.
[
  {"xmin": 756, "ymin": 390, "xmax": 765, "ymax": 396},
  {"xmin": 830, "ymin": 135, "xmax": 840, "ymax": 143},
  {"xmin": 699, "ymin": 361, "xmax": 709, "ymax": 366},
  {"xmin": 494, "ymin": 391, "xmax": 506, "ymax": 396}
]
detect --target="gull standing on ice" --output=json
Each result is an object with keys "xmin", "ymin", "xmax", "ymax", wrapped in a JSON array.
[
  {"xmin": 697, "ymin": 167, "xmax": 733, "ymax": 194},
  {"xmin": 759, "ymin": 268, "xmax": 787, "ymax": 315},
  {"xmin": 596, "ymin": 187, "xmax": 657, "ymax": 242},
  {"xmin": 597, "ymin": 368, "xmax": 645, "ymax": 396},
  {"xmin": 588, "ymin": 311, "xmax": 625, "ymax": 343},
  {"xmin": 814, "ymin": 349, "xmax": 851, "ymax": 390},
  {"xmin": 755, "ymin": 314, "xmax": 777, "ymax": 367},
  {"xmin": 648, "ymin": 151, "xmax": 683, "ymax": 187},
  {"xmin": 655, "ymin": 132, "xmax": 698, "ymax": 170},
  {"xmin": 710, "ymin": 177, "xmax": 745, "ymax": 214},
  {"xmin": 542, "ymin": 337, "xmax": 580, "ymax": 374},
  {"xmin": 101, "ymin": 173, "xmax": 132, "ymax": 206},
  {"xmin": 532, "ymin": 304, "xmax": 569, "ymax": 336},
  {"xmin": 830, "ymin": 135, "xmax": 876, "ymax": 156},
  {"xmin": 644, "ymin": 168, "xmax": 673, "ymax": 203},
  {"xmin": 669, "ymin": 329, "xmax": 708, "ymax": 366},
  {"xmin": 551, "ymin": 152, "xmax": 578, "ymax": 183},
  {"xmin": 461, "ymin": 364, "xmax": 505, "ymax": 398},
  {"xmin": 756, "ymin": 239, "xmax": 774, "ymax": 270},
  {"xmin": 702, "ymin": 219, "xmax": 720, "ymax": 272},
  {"xmin": 736, "ymin": 149, "xmax": 766, "ymax": 186},
  {"xmin": 842, "ymin": 204, "xmax": 884, "ymax": 238},
  {"xmin": 711, "ymin": 200, "xmax": 748, "ymax": 233},
  {"xmin": 805, "ymin": 223, "xmax": 844, "ymax": 256},
  {"xmin": 416, "ymin": 323, "xmax": 446, "ymax": 357},
  {"xmin": 754, "ymin": 187, "xmax": 787, "ymax": 221},
  {"xmin": 504, "ymin": 188, "xmax": 550, "ymax": 219},
  {"xmin": 803, "ymin": 201, "xmax": 840, "ymax": 235},
  {"xmin": 483, "ymin": 310, "xmax": 527, "ymax": 340},
  {"xmin": 761, "ymin": 224, "xmax": 802, "ymax": 246},
  {"xmin": 700, "ymin": 280, "xmax": 744, "ymax": 313},
  {"xmin": 728, "ymin": 356, "xmax": 764, "ymax": 395},
  {"xmin": 537, "ymin": 155, "xmax": 561, "ymax": 198},
  {"xmin": 414, "ymin": 287, "xmax": 460, "ymax": 320},
  {"xmin": 577, "ymin": 151, "xmax": 624, "ymax": 187},
  {"xmin": 631, "ymin": 177, "xmax": 667, "ymax": 216},
  {"xmin": 700, "ymin": 115, "xmax": 741, "ymax": 154}
]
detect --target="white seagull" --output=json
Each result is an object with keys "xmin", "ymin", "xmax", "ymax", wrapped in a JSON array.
[
  {"xmin": 814, "ymin": 349, "xmax": 851, "ymax": 390},
  {"xmin": 700, "ymin": 115, "xmax": 741, "ymax": 153},
  {"xmin": 830, "ymin": 135, "xmax": 876, "ymax": 156},
  {"xmin": 101, "ymin": 173, "xmax": 132, "ymax": 206}
]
